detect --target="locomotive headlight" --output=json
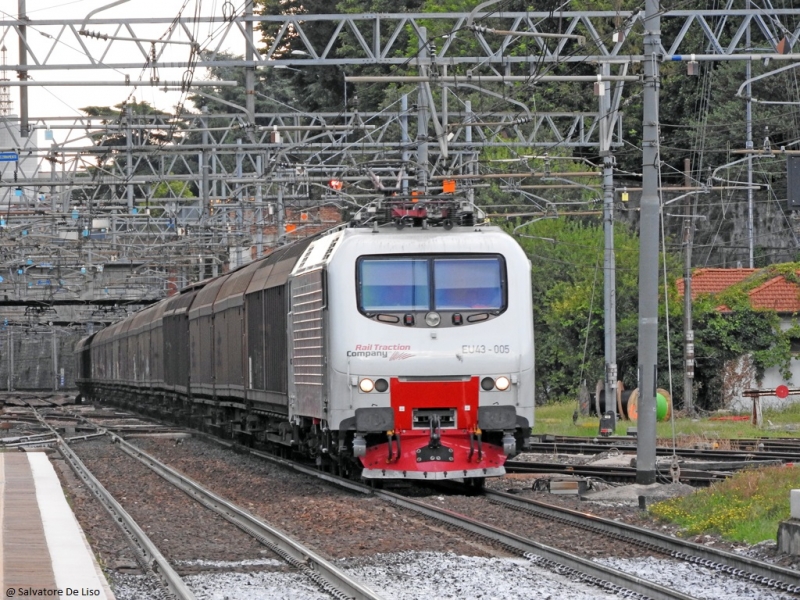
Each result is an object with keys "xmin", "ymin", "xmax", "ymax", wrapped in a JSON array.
[
  {"xmin": 495, "ymin": 376, "xmax": 511, "ymax": 391},
  {"xmin": 359, "ymin": 378, "xmax": 375, "ymax": 393},
  {"xmin": 480, "ymin": 377, "xmax": 495, "ymax": 391},
  {"xmin": 425, "ymin": 311, "xmax": 441, "ymax": 327}
]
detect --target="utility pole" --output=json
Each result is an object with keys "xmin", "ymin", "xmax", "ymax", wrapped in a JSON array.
[
  {"xmin": 401, "ymin": 94, "xmax": 410, "ymax": 195},
  {"xmin": 126, "ymin": 106, "xmax": 134, "ymax": 213},
  {"xmin": 52, "ymin": 327, "xmax": 58, "ymax": 391},
  {"xmin": 276, "ymin": 176, "xmax": 285, "ymax": 244},
  {"xmin": 600, "ymin": 62, "xmax": 617, "ymax": 430},
  {"xmin": 636, "ymin": 0, "xmax": 661, "ymax": 485},
  {"xmin": 683, "ymin": 158, "xmax": 695, "ymax": 414},
  {"xmin": 201, "ymin": 112, "xmax": 210, "ymax": 219},
  {"xmin": 255, "ymin": 153, "xmax": 263, "ymax": 258},
  {"xmin": 745, "ymin": 1, "xmax": 755, "ymax": 268},
  {"xmin": 7, "ymin": 329, "xmax": 13, "ymax": 392},
  {"xmin": 465, "ymin": 100, "xmax": 475, "ymax": 206}
]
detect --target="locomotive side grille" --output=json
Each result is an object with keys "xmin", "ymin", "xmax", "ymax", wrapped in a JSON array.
[{"xmin": 291, "ymin": 270, "xmax": 326, "ymax": 417}]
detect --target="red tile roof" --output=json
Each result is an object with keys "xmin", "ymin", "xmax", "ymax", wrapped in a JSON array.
[
  {"xmin": 749, "ymin": 276, "xmax": 800, "ymax": 312},
  {"xmin": 676, "ymin": 268, "xmax": 757, "ymax": 300},
  {"xmin": 678, "ymin": 268, "xmax": 800, "ymax": 313}
]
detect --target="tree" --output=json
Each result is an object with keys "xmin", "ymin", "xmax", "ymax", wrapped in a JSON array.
[
  {"xmin": 514, "ymin": 217, "xmax": 682, "ymax": 404},
  {"xmin": 256, "ymin": 0, "xmax": 349, "ymax": 112},
  {"xmin": 74, "ymin": 101, "xmax": 180, "ymax": 204}
]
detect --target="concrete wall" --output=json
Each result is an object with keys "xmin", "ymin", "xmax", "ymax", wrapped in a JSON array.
[
  {"xmin": 0, "ymin": 328, "xmax": 82, "ymax": 390},
  {"xmin": 726, "ymin": 357, "xmax": 800, "ymax": 412},
  {"xmin": 727, "ymin": 325, "xmax": 800, "ymax": 412}
]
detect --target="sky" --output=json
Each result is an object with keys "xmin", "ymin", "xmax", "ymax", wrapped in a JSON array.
[{"xmin": 1, "ymin": 0, "xmax": 245, "ymax": 123}]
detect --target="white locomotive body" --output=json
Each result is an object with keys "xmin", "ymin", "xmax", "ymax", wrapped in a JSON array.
[{"xmin": 288, "ymin": 225, "xmax": 533, "ymax": 480}]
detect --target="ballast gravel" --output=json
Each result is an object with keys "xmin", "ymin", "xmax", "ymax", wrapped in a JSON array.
[
  {"xmin": 597, "ymin": 556, "xmax": 797, "ymax": 600},
  {"xmin": 338, "ymin": 551, "xmax": 619, "ymax": 600},
  {"xmin": 106, "ymin": 551, "xmax": 800, "ymax": 600},
  {"xmin": 140, "ymin": 552, "xmax": 627, "ymax": 600}
]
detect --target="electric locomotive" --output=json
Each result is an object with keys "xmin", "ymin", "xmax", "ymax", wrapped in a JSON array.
[{"xmin": 76, "ymin": 202, "xmax": 534, "ymax": 483}]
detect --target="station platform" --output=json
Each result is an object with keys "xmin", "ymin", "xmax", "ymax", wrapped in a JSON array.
[{"xmin": 1, "ymin": 451, "xmax": 115, "ymax": 599}]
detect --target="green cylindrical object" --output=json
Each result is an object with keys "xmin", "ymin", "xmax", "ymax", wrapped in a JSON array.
[
  {"xmin": 625, "ymin": 388, "xmax": 671, "ymax": 422},
  {"xmin": 656, "ymin": 392, "xmax": 668, "ymax": 421}
]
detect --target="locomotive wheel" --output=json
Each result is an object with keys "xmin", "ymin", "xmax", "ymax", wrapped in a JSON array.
[{"xmin": 327, "ymin": 457, "xmax": 343, "ymax": 477}]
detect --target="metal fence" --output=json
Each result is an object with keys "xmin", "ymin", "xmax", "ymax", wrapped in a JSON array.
[{"xmin": 0, "ymin": 328, "xmax": 82, "ymax": 391}]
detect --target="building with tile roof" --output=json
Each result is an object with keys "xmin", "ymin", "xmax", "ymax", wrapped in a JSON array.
[{"xmin": 677, "ymin": 267, "xmax": 800, "ymax": 412}]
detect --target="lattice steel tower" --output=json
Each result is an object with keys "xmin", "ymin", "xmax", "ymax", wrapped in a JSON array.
[{"xmin": 0, "ymin": 46, "xmax": 10, "ymax": 116}]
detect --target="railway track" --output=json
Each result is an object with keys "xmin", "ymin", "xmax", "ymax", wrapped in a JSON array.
[
  {"xmin": 505, "ymin": 460, "xmax": 729, "ymax": 484},
  {"xmin": 27, "ymin": 401, "xmax": 800, "ymax": 599},
  {"xmin": 480, "ymin": 489, "xmax": 800, "ymax": 595},
  {"xmin": 30, "ymin": 407, "xmax": 197, "ymax": 600},
  {"xmin": 29, "ymin": 404, "xmax": 385, "ymax": 600},
  {"xmin": 251, "ymin": 447, "xmax": 800, "ymax": 599},
  {"xmin": 531, "ymin": 435, "xmax": 800, "ymax": 462},
  {"xmin": 45, "ymin": 406, "xmax": 616, "ymax": 598},
  {"xmin": 202, "ymin": 443, "xmax": 692, "ymax": 600},
  {"xmin": 34, "ymin": 403, "xmax": 683, "ymax": 598},
  {"xmin": 110, "ymin": 434, "xmax": 383, "ymax": 600}
]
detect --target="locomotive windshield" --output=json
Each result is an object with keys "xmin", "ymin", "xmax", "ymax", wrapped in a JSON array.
[
  {"xmin": 359, "ymin": 258, "xmax": 430, "ymax": 311},
  {"xmin": 358, "ymin": 255, "xmax": 505, "ymax": 312},
  {"xmin": 433, "ymin": 258, "xmax": 503, "ymax": 309}
]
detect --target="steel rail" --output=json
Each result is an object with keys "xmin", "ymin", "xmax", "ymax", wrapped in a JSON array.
[
  {"xmin": 483, "ymin": 489, "xmax": 800, "ymax": 594},
  {"xmin": 373, "ymin": 488, "xmax": 692, "ymax": 600},
  {"xmin": 0, "ymin": 432, "xmax": 55, "ymax": 444},
  {"xmin": 540, "ymin": 434, "xmax": 800, "ymax": 450},
  {"xmin": 524, "ymin": 441, "xmax": 800, "ymax": 462},
  {"xmin": 746, "ymin": 439, "xmax": 800, "ymax": 447},
  {"xmin": 506, "ymin": 461, "xmax": 724, "ymax": 483},
  {"xmin": 0, "ymin": 432, "xmax": 107, "ymax": 448},
  {"xmin": 28, "ymin": 408, "xmax": 197, "ymax": 600},
  {"xmin": 234, "ymin": 445, "xmax": 690, "ymax": 599},
  {"xmin": 111, "ymin": 435, "xmax": 386, "ymax": 600}
]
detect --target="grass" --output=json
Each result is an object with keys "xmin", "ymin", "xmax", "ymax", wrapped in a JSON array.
[
  {"xmin": 648, "ymin": 466, "xmax": 800, "ymax": 543},
  {"xmin": 533, "ymin": 399, "xmax": 800, "ymax": 543},
  {"xmin": 533, "ymin": 398, "xmax": 800, "ymax": 441}
]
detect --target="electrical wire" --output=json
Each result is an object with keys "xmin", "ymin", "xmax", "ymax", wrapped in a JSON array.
[{"xmin": 577, "ymin": 242, "xmax": 603, "ymax": 388}]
